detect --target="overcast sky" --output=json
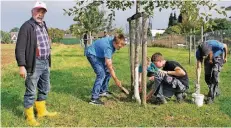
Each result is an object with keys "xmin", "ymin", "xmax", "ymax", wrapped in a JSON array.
[{"xmin": 1, "ymin": 0, "xmax": 231, "ymax": 33}]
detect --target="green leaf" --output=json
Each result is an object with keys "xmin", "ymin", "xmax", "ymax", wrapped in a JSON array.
[
  {"xmin": 222, "ymin": 11, "xmax": 227, "ymax": 17},
  {"xmin": 201, "ymin": 12, "xmax": 206, "ymax": 17},
  {"xmin": 68, "ymin": 12, "xmax": 72, "ymax": 16}
]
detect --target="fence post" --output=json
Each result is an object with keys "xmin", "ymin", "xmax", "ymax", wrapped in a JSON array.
[
  {"xmin": 189, "ymin": 29, "xmax": 192, "ymax": 64},
  {"xmin": 201, "ymin": 26, "xmax": 204, "ymax": 42},
  {"xmin": 194, "ymin": 28, "xmax": 196, "ymax": 52}
]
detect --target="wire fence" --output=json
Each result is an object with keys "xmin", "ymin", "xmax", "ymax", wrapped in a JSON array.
[{"xmin": 148, "ymin": 30, "xmax": 231, "ymax": 54}]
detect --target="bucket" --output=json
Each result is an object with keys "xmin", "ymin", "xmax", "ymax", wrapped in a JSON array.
[{"xmin": 194, "ymin": 94, "xmax": 204, "ymax": 107}]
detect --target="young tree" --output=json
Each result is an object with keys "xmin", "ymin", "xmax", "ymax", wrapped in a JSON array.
[{"xmin": 64, "ymin": 6, "xmax": 107, "ymax": 44}]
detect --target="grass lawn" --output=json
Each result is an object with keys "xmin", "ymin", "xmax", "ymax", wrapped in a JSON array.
[{"xmin": 1, "ymin": 44, "xmax": 231, "ymax": 127}]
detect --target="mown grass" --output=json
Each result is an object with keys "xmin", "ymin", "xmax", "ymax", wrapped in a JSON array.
[{"xmin": 1, "ymin": 44, "xmax": 231, "ymax": 127}]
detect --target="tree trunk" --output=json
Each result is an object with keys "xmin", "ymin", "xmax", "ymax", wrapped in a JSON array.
[
  {"xmin": 141, "ymin": 15, "xmax": 149, "ymax": 106},
  {"xmin": 89, "ymin": 31, "xmax": 92, "ymax": 45},
  {"xmin": 129, "ymin": 20, "xmax": 135, "ymax": 99},
  {"xmin": 201, "ymin": 26, "xmax": 203, "ymax": 42},
  {"xmin": 134, "ymin": 1, "xmax": 141, "ymax": 104}
]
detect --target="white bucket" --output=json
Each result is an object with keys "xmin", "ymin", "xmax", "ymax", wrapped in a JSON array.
[{"xmin": 194, "ymin": 94, "xmax": 204, "ymax": 107}]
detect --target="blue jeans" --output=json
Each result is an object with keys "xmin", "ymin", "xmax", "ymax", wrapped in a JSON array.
[
  {"xmin": 86, "ymin": 54, "xmax": 111, "ymax": 100},
  {"xmin": 24, "ymin": 59, "xmax": 50, "ymax": 108}
]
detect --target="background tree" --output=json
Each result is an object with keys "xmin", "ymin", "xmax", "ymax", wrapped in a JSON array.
[
  {"xmin": 168, "ymin": 13, "xmax": 174, "ymax": 27},
  {"xmin": 1, "ymin": 31, "xmax": 12, "ymax": 44},
  {"xmin": 10, "ymin": 27, "xmax": 19, "ymax": 32},
  {"xmin": 178, "ymin": 13, "xmax": 183, "ymax": 23},
  {"xmin": 208, "ymin": 18, "xmax": 231, "ymax": 32},
  {"xmin": 69, "ymin": 24, "xmax": 85, "ymax": 39},
  {"xmin": 147, "ymin": 27, "xmax": 152, "ymax": 38},
  {"xmin": 173, "ymin": 12, "xmax": 178, "ymax": 26},
  {"xmin": 48, "ymin": 28, "xmax": 65, "ymax": 42},
  {"xmin": 114, "ymin": 27, "xmax": 124, "ymax": 35},
  {"xmin": 65, "ymin": 29, "xmax": 71, "ymax": 34},
  {"xmin": 106, "ymin": 15, "xmax": 115, "ymax": 33}
]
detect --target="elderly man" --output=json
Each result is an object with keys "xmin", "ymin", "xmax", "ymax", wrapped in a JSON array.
[
  {"xmin": 15, "ymin": 1, "xmax": 56, "ymax": 126},
  {"xmin": 195, "ymin": 40, "xmax": 228, "ymax": 104}
]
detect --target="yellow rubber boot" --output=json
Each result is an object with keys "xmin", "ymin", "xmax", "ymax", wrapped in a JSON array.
[
  {"xmin": 25, "ymin": 106, "xmax": 40, "ymax": 126},
  {"xmin": 35, "ymin": 101, "xmax": 57, "ymax": 118}
]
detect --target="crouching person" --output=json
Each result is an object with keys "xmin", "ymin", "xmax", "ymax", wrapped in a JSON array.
[
  {"xmin": 138, "ymin": 57, "xmax": 156, "ymax": 92},
  {"xmin": 147, "ymin": 52, "xmax": 189, "ymax": 104},
  {"xmin": 15, "ymin": 2, "xmax": 57, "ymax": 126}
]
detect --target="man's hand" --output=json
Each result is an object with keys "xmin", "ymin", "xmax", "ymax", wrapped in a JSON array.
[
  {"xmin": 112, "ymin": 66, "xmax": 116, "ymax": 70},
  {"xmin": 149, "ymin": 76, "xmax": 155, "ymax": 81},
  {"xmin": 19, "ymin": 66, "xmax": 27, "ymax": 79}
]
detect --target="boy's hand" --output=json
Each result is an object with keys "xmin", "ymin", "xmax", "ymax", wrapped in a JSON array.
[
  {"xmin": 158, "ymin": 70, "xmax": 167, "ymax": 77},
  {"xmin": 209, "ymin": 59, "xmax": 213, "ymax": 64},
  {"xmin": 149, "ymin": 76, "xmax": 155, "ymax": 81}
]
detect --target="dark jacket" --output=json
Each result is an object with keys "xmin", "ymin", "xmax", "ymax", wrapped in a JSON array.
[{"xmin": 15, "ymin": 18, "xmax": 51, "ymax": 73}]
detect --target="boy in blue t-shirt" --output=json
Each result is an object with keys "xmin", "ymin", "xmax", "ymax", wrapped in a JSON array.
[{"xmin": 138, "ymin": 57, "xmax": 159, "ymax": 92}]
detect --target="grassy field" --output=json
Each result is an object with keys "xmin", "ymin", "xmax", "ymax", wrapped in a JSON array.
[{"xmin": 1, "ymin": 44, "xmax": 231, "ymax": 127}]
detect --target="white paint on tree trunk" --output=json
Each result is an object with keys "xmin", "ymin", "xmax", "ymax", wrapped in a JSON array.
[{"xmin": 134, "ymin": 65, "xmax": 141, "ymax": 104}]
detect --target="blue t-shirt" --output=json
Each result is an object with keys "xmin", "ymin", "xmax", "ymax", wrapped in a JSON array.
[
  {"xmin": 196, "ymin": 40, "xmax": 224, "ymax": 60},
  {"xmin": 86, "ymin": 37, "xmax": 115, "ymax": 59}
]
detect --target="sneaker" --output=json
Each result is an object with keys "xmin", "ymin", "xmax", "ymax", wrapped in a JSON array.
[
  {"xmin": 99, "ymin": 92, "xmax": 112, "ymax": 97},
  {"xmin": 182, "ymin": 93, "xmax": 187, "ymax": 99},
  {"xmin": 206, "ymin": 97, "xmax": 213, "ymax": 104},
  {"xmin": 89, "ymin": 99, "xmax": 104, "ymax": 105},
  {"xmin": 106, "ymin": 91, "xmax": 113, "ymax": 94},
  {"xmin": 154, "ymin": 97, "xmax": 167, "ymax": 104},
  {"xmin": 176, "ymin": 93, "xmax": 187, "ymax": 103}
]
